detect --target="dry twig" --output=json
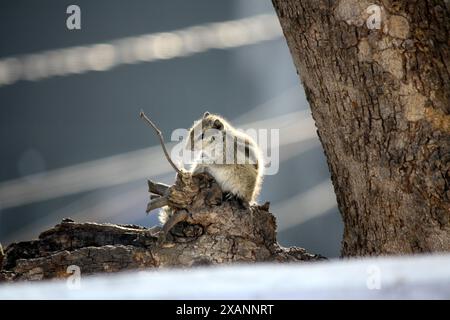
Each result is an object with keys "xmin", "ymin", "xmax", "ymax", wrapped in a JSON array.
[{"xmin": 139, "ymin": 110, "xmax": 181, "ymax": 174}]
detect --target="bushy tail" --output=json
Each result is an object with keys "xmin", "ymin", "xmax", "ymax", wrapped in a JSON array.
[{"xmin": 159, "ymin": 206, "xmax": 173, "ymax": 224}]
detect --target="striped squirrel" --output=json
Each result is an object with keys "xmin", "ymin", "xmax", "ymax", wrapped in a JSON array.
[{"xmin": 159, "ymin": 111, "xmax": 264, "ymax": 224}]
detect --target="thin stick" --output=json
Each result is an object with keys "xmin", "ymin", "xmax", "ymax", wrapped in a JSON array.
[{"xmin": 140, "ymin": 110, "xmax": 181, "ymax": 174}]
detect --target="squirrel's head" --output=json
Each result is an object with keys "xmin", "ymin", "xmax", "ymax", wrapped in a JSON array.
[
  {"xmin": 187, "ymin": 111, "xmax": 229, "ymax": 159},
  {"xmin": 200, "ymin": 111, "xmax": 225, "ymax": 130}
]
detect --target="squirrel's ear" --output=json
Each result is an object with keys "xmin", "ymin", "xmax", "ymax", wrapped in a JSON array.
[
  {"xmin": 203, "ymin": 111, "xmax": 210, "ymax": 118},
  {"xmin": 213, "ymin": 119, "xmax": 223, "ymax": 130}
]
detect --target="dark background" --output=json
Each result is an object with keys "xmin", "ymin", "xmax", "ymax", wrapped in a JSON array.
[{"xmin": 0, "ymin": 0, "xmax": 343, "ymax": 257}]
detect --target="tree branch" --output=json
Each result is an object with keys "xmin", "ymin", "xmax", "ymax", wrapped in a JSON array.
[{"xmin": 0, "ymin": 172, "xmax": 325, "ymax": 282}]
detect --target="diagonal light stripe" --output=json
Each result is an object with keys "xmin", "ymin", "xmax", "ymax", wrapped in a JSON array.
[
  {"xmin": 273, "ymin": 180, "xmax": 337, "ymax": 232},
  {"xmin": 0, "ymin": 145, "xmax": 171, "ymax": 210},
  {"xmin": 0, "ymin": 14, "xmax": 282, "ymax": 87}
]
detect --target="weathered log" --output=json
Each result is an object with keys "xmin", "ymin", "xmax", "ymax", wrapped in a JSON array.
[{"xmin": 0, "ymin": 172, "xmax": 324, "ymax": 282}]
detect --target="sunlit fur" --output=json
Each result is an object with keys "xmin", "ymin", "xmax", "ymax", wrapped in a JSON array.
[{"xmin": 159, "ymin": 112, "xmax": 264, "ymax": 224}]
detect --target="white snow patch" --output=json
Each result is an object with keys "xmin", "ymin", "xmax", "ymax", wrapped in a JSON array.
[{"xmin": 1, "ymin": 254, "xmax": 450, "ymax": 299}]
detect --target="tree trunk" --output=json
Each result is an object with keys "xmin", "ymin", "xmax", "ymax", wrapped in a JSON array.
[
  {"xmin": 0, "ymin": 173, "xmax": 324, "ymax": 282},
  {"xmin": 272, "ymin": 0, "xmax": 450, "ymax": 256}
]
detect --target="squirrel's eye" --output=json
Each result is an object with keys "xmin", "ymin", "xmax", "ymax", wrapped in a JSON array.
[
  {"xmin": 201, "ymin": 133, "xmax": 205, "ymax": 139},
  {"xmin": 211, "ymin": 136, "xmax": 215, "ymax": 141}
]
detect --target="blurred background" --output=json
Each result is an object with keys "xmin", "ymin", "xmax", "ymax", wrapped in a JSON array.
[{"xmin": 0, "ymin": 0, "xmax": 343, "ymax": 257}]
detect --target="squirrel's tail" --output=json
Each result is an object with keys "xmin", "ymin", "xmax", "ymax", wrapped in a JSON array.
[{"xmin": 159, "ymin": 206, "xmax": 173, "ymax": 224}]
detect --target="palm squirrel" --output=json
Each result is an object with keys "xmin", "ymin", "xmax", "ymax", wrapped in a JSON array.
[{"xmin": 159, "ymin": 111, "xmax": 264, "ymax": 224}]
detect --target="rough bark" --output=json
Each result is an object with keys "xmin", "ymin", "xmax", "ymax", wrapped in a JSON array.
[
  {"xmin": 272, "ymin": 0, "xmax": 450, "ymax": 256},
  {"xmin": 0, "ymin": 172, "xmax": 324, "ymax": 282}
]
